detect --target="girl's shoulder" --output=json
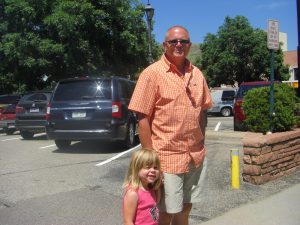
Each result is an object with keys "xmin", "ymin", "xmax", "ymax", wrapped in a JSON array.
[{"xmin": 123, "ymin": 187, "xmax": 139, "ymax": 202}]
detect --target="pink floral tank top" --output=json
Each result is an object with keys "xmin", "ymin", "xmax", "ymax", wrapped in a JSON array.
[{"xmin": 134, "ymin": 188, "xmax": 159, "ymax": 225}]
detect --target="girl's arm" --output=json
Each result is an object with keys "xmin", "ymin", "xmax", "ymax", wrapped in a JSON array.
[{"xmin": 123, "ymin": 189, "xmax": 138, "ymax": 225}]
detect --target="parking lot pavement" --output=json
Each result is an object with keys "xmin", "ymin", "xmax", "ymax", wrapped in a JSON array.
[{"xmin": 189, "ymin": 129, "xmax": 300, "ymax": 225}]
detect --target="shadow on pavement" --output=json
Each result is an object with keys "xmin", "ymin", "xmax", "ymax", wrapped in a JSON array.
[{"xmin": 52, "ymin": 140, "xmax": 140, "ymax": 154}]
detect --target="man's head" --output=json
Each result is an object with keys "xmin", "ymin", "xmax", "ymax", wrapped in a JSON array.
[{"xmin": 163, "ymin": 25, "xmax": 192, "ymax": 62}]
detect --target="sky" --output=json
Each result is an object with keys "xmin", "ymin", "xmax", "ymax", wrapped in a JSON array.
[{"xmin": 142, "ymin": 0, "xmax": 297, "ymax": 51}]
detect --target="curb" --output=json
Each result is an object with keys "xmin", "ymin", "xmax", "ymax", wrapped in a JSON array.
[{"xmin": 206, "ymin": 130, "xmax": 245, "ymax": 139}]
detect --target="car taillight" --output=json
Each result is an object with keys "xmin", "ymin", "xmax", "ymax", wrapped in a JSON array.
[
  {"xmin": 235, "ymin": 102, "xmax": 241, "ymax": 107},
  {"xmin": 15, "ymin": 105, "xmax": 24, "ymax": 113},
  {"xmin": 46, "ymin": 103, "xmax": 51, "ymax": 120},
  {"xmin": 112, "ymin": 101, "xmax": 122, "ymax": 118}
]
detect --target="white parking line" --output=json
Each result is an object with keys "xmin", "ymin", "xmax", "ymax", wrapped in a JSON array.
[
  {"xmin": 35, "ymin": 133, "xmax": 46, "ymax": 137},
  {"xmin": 1, "ymin": 137, "xmax": 21, "ymax": 141},
  {"xmin": 214, "ymin": 121, "xmax": 221, "ymax": 131},
  {"xmin": 40, "ymin": 144, "xmax": 56, "ymax": 149},
  {"xmin": 95, "ymin": 144, "xmax": 141, "ymax": 167}
]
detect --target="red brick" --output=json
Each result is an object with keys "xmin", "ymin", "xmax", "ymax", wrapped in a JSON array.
[
  {"xmin": 243, "ymin": 155, "xmax": 252, "ymax": 164},
  {"xmin": 261, "ymin": 146, "xmax": 272, "ymax": 154},
  {"xmin": 252, "ymin": 152, "xmax": 273, "ymax": 165},
  {"xmin": 243, "ymin": 164, "xmax": 262, "ymax": 175},
  {"xmin": 243, "ymin": 147, "xmax": 261, "ymax": 156},
  {"xmin": 278, "ymin": 160, "xmax": 295, "ymax": 169},
  {"xmin": 269, "ymin": 155, "xmax": 294, "ymax": 166},
  {"xmin": 295, "ymin": 153, "xmax": 300, "ymax": 163},
  {"xmin": 279, "ymin": 149, "xmax": 300, "ymax": 158},
  {"xmin": 285, "ymin": 163, "xmax": 297, "ymax": 170},
  {"xmin": 272, "ymin": 141, "xmax": 290, "ymax": 151}
]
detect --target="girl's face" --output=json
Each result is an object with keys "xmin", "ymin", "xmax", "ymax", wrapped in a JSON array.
[{"xmin": 139, "ymin": 164, "xmax": 160, "ymax": 189}]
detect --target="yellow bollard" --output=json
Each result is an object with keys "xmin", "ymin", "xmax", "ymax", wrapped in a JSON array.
[{"xmin": 231, "ymin": 149, "xmax": 240, "ymax": 189}]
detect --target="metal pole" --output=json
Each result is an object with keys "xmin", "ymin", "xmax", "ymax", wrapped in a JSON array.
[
  {"xmin": 147, "ymin": 17, "xmax": 153, "ymax": 63},
  {"xmin": 231, "ymin": 149, "xmax": 240, "ymax": 189},
  {"xmin": 269, "ymin": 50, "xmax": 275, "ymax": 133}
]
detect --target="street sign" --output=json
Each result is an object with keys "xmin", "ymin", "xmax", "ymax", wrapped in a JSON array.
[{"xmin": 267, "ymin": 20, "xmax": 279, "ymax": 50}]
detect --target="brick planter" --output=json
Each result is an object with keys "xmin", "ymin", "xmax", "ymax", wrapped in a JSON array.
[{"xmin": 242, "ymin": 129, "xmax": 300, "ymax": 185}]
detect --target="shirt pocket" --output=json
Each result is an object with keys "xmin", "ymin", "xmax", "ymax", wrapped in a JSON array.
[
  {"xmin": 187, "ymin": 81, "xmax": 203, "ymax": 108},
  {"xmin": 157, "ymin": 86, "xmax": 183, "ymax": 106}
]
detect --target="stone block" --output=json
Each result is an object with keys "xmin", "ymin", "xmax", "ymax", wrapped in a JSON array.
[
  {"xmin": 243, "ymin": 147, "xmax": 261, "ymax": 156},
  {"xmin": 243, "ymin": 155, "xmax": 252, "ymax": 164},
  {"xmin": 252, "ymin": 152, "xmax": 273, "ymax": 165}
]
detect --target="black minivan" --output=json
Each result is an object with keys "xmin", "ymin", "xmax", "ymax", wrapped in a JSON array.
[{"xmin": 46, "ymin": 76, "xmax": 138, "ymax": 149}]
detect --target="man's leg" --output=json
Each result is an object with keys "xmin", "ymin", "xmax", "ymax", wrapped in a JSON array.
[
  {"xmin": 159, "ymin": 212, "xmax": 172, "ymax": 225},
  {"xmin": 158, "ymin": 173, "xmax": 184, "ymax": 225},
  {"xmin": 172, "ymin": 203, "xmax": 192, "ymax": 225}
]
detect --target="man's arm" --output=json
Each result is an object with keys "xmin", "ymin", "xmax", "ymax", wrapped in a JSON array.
[
  {"xmin": 200, "ymin": 109, "xmax": 208, "ymax": 137},
  {"xmin": 137, "ymin": 113, "xmax": 153, "ymax": 149}
]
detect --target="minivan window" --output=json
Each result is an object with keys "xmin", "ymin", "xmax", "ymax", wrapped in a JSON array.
[
  {"xmin": 53, "ymin": 79, "xmax": 111, "ymax": 101},
  {"xmin": 221, "ymin": 90, "xmax": 235, "ymax": 101},
  {"xmin": 119, "ymin": 80, "xmax": 135, "ymax": 99}
]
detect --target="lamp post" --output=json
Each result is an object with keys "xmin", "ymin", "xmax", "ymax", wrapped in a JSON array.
[{"xmin": 144, "ymin": 0, "xmax": 154, "ymax": 64}]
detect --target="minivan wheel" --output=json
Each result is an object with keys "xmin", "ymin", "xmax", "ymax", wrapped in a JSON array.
[
  {"xmin": 221, "ymin": 107, "xmax": 232, "ymax": 117},
  {"xmin": 20, "ymin": 131, "xmax": 34, "ymax": 139},
  {"xmin": 55, "ymin": 140, "xmax": 71, "ymax": 149},
  {"xmin": 123, "ymin": 121, "xmax": 136, "ymax": 148}
]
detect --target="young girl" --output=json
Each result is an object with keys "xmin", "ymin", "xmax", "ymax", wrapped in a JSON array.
[{"xmin": 123, "ymin": 148, "xmax": 161, "ymax": 225}]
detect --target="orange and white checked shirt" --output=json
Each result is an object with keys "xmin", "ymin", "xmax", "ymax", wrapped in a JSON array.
[{"xmin": 129, "ymin": 54, "xmax": 213, "ymax": 174}]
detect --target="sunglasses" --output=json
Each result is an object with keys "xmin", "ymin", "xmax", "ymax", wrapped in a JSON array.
[{"xmin": 166, "ymin": 39, "xmax": 190, "ymax": 45}]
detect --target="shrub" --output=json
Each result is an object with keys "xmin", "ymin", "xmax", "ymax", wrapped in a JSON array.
[
  {"xmin": 243, "ymin": 84, "xmax": 298, "ymax": 134},
  {"xmin": 295, "ymin": 102, "xmax": 300, "ymax": 128}
]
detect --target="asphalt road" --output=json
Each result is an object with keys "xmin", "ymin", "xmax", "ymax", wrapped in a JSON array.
[{"xmin": 0, "ymin": 116, "xmax": 299, "ymax": 225}]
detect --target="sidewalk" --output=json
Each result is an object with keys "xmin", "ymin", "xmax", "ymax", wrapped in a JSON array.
[{"xmin": 199, "ymin": 183, "xmax": 300, "ymax": 225}]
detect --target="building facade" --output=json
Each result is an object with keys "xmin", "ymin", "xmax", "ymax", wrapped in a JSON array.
[{"xmin": 283, "ymin": 50, "xmax": 298, "ymax": 88}]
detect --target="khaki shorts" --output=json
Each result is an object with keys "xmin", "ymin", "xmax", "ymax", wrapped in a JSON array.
[{"xmin": 158, "ymin": 158, "xmax": 207, "ymax": 214}]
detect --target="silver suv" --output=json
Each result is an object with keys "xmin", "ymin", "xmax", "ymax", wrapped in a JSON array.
[{"xmin": 208, "ymin": 88, "xmax": 237, "ymax": 117}]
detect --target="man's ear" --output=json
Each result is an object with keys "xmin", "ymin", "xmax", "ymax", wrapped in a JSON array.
[{"xmin": 162, "ymin": 42, "xmax": 167, "ymax": 52}]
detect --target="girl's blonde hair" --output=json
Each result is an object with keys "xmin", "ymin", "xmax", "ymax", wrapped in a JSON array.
[{"xmin": 123, "ymin": 148, "xmax": 161, "ymax": 191}]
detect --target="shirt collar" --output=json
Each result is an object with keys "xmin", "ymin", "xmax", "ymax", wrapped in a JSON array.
[{"xmin": 161, "ymin": 54, "xmax": 193, "ymax": 73}]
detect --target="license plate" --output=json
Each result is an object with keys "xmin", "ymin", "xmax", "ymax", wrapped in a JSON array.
[
  {"xmin": 30, "ymin": 108, "xmax": 39, "ymax": 113},
  {"xmin": 72, "ymin": 111, "xmax": 86, "ymax": 118}
]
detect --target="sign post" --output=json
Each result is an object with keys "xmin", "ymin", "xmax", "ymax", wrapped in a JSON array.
[{"xmin": 267, "ymin": 20, "xmax": 279, "ymax": 133}]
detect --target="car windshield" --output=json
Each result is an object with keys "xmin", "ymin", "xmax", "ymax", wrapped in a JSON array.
[{"xmin": 53, "ymin": 79, "xmax": 111, "ymax": 101}]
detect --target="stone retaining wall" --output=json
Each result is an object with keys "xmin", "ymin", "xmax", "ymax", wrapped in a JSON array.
[{"xmin": 242, "ymin": 129, "xmax": 300, "ymax": 185}]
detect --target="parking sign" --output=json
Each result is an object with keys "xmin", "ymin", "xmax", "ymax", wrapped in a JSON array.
[{"xmin": 267, "ymin": 20, "xmax": 279, "ymax": 50}]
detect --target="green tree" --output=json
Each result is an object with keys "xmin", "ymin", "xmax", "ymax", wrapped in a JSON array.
[
  {"xmin": 0, "ymin": 0, "xmax": 156, "ymax": 94},
  {"xmin": 197, "ymin": 16, "xmax": 289, "ymax": 87}
]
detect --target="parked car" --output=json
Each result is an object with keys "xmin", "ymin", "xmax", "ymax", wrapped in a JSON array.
[
  {"xmin": 46, "ymin": 76, "xmax": 138, "ymax": 149},
  {"xmin": 15, "ymin": 91, "xmax": 52, "ymax": 139},
  {"xmin": 233, "ymin": 81, "xmax": 279, "ymax": 131},
  {"xmin": 208, "ymin": 88, "xmax": 237, "ymax": 117},
  {"xmin": 0, "ymin": 94, "xmax": 22, "ymax": 134}
]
